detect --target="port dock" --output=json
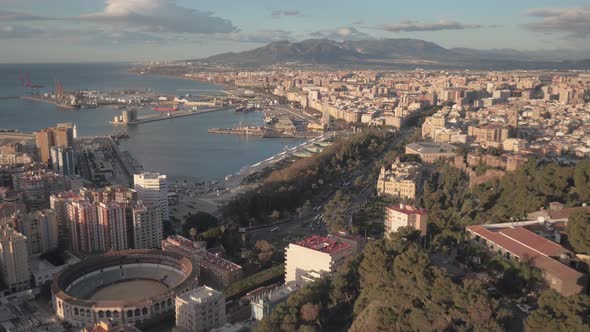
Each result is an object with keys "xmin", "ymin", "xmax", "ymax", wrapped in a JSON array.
[
  {"xmin": 111, "ymin": 106, "xmax": 234, "ymax": 126},
  {"xmin": 20, "ymin": 96, "xmax": 79, "ymax": 109}
]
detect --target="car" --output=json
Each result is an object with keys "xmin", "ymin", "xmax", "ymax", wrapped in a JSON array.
[{"xmin": 516, "ymin": 303, "xmax": 532, "ymax": 314}]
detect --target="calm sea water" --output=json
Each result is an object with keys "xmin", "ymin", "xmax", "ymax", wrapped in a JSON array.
[{"xmin": 0, "ymin": 63, "xmax": 304, "ymax": 180}]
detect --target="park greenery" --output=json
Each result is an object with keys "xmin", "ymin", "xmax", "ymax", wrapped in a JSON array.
[
  {"xmin": 567, "ymin": 209, "xmax": 590, "ymax": 254},
  {"xmin": 253, "ymin": 156, "xmax": 590, "ymax": 331},
  {"xmin": 221, "ymin": 129, "xmax": 397, "ymax": 226},
  {"xmin": 419, "ymin": 158, "xmax": 590, "ymax": 251},
  {"xmin": 223, "ymin": 264, "xmax": 285, "ymax": 301},
  {"xmin": 525, "ymin": 290, "xmax": 590, "ymax": 332}
]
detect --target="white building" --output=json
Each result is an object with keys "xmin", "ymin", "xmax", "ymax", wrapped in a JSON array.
[
  {"xmin": 250, "ymin": 283, "xmax": 297, "ymax": 321},
  {"xmin": 30, "ymin": 251, "xmax": 80, "ymax": 286},
  {"xmin": 134, "ymin": 172, "xmax": 169, "ymax": 222},
  {"xmin": 384, "ymin": 204, "xmax": 428, "ymax": 237},
  {"xmin": 284, "ymin": 235, "xmax": 354, "ymax": 287},
  {"xmin": 0, "ymin": 225, "xmax": 30, "ymax": 292},
  {"xmin": 132, "ymin": 202, "xmax": 162, "ymax": 249},
  {"xmin": 175, "ymin": 286, "xmax": 226, "ymax": 332}
]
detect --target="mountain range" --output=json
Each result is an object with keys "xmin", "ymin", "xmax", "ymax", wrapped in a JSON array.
[{"xmin": 192, "ymin": 38, "xmax": 590, "ymax": 70}]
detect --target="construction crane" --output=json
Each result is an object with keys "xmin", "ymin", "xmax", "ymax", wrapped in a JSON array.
[
  {"xmin": 20, "ymin": 72, "xmax": 44, "ymax": 95},
  {"xmin": 54, "ymin": 80, "xmax": 65, "ymax": 100}
]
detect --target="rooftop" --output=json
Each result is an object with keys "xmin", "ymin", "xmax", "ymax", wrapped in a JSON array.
[
  {"xmin": 406, "ymin": 141, "xmax": 456, "ymax": 154},
  {"xmin": 178, "ymin": 286, "xmax": 223, "ymax": 304},
  {"xmin": 293, "ymin": 235, "xmax": 351, "ymax": 254},
  {"xmin": 467, "ymin": 225, "xmax": 582, "ymax": 284},
  {"xmin": 386, "ymin": 204, "xmax": 427, "ymax": 216}
]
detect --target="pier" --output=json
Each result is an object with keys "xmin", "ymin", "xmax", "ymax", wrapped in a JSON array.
[
  {"xmin": 208, "ymin": 126, "xmax": 321, "ymax": 138},
  {"xmin": 112, "ymin": 106, "xmax": 234, "ymax": 126},
  {"xmin": 20, "ymin": 96, "xmax": 78, "ymax": 109}
]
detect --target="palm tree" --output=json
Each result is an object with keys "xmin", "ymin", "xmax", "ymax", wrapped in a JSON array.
[{"xmin": 189, "ymin": 227, "xmax": 198, "ymax": 241}]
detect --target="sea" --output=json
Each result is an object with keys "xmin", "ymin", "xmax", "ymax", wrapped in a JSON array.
[{"xmin": 0, "ymin": 63, "xmax": 305, "ymax": 181}]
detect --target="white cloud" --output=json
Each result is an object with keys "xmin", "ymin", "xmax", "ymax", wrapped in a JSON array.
[
  {"xmin": 526, "ymin": 7, "xmax": 590, "ymax": 38},
  {"xmin": 78, "ymin": 0, "xmax": 236, "ymax": 34},
  {"xmin": 309, "ymin": 27, "xmax": 373, "ymax": 41},
  {"xmin": 376, "ymin": 20, "xmax": 481, "ymax": 33}
]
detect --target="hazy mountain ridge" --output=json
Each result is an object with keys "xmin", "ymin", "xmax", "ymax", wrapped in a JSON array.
[{"xmin": 192, "ymin": 38, "xmax": 590, "ymax": 69}]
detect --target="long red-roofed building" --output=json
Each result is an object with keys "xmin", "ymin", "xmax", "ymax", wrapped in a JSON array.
[{"xmin": 466, "ymin": 223, "xmax": 587, "ymax": 296}]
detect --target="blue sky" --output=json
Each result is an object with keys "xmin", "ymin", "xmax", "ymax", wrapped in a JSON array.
[{"xmin": 0, "ymin": 0, "xmax": 589, "ymax": 63}]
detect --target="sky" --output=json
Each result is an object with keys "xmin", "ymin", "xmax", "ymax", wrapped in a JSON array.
[{"xmin": 0, "ymin": 0, "xmax": 589, "ymax": 63}]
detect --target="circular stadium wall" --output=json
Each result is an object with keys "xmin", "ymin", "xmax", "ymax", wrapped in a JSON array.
[{"xmin": 51, "ymin": 249, "xmax": 198, "ymax": 328}]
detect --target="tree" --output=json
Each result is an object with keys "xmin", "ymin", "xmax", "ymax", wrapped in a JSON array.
[
  {"xmin": 241, "ymin": 233, "xmax": 248, "ymax": 248},
  {"xmin": 566, "ymin": 210, "xmax": 590, "ymax": 254},
  {"xmin": 189, "ymin": 227, "xmax": 198, "ymax": 241},
  {"xmin": 331, "ymin": 255, "xmax": 362, "ymax": 305},
  {"xmin": 573, "ymin": 160, "xmax": 590, "ymax": 202},
  {"xmin": 300, "ymin": 303, "xmax": 320, "ymax": 325},
  {"xmin": 182, "ymin": 212, "xmax": 218, "ymax": 238},
  {"xmin": 255, "ymin": 240, "xmax": 275, "ymax": 266},
  {"xmin": 270, "ymin": 210, "xmax": 281, "ymax": 221},
  {"xmin": 525, "ymin": 290, "xmax": 590, "ymax": 332},
  {"xmin": 324, "ymin": 191, "xmax": 350, "ymax": 234}
]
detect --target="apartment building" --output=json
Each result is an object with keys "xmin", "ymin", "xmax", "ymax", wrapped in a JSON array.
[
  {"xmin": 0, "ymin": 225, "xmax": 30, "ymax": 292},
  {"xmin": 162, "ymin": 235, "xmax": 243, "ymax": 289},
  {"xmin": 285, "ymin": 235, "xmax": 354, "ymax": 287},
  {"xmin": 134, "ymin": 172, "xmax": 169, "ymax": 222},
  {"xmin": 131, "ymin": 202, "xmax": 162, "ymax": 249},
  {"xmin": 385, "ymin": 204, "xmax": 428, "ymax": 237},
  {"xmin": 175, "ymin": 286, "xmax": 226, "ymax": 332},
  {"xmin": 12, "ymin": 170, "xmax": 66, "ymax": 210}
]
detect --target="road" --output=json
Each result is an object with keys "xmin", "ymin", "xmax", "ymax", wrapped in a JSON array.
[
  {"xmin": 248, "ymin": 128, "xmax": 413, "ymax": 244},
  {"xmin": 275, "ymin": 106, "xmax": 321, "ymax": 125}
]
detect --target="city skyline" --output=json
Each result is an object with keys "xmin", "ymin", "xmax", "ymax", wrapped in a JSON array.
[{"xmin": 0, "ymin": 0, "xmax": 589, "ymax": 63}]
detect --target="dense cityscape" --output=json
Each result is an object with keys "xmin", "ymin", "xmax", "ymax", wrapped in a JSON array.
[{"xmin": 1, "ymin": 1, "xmax": 590, "ymax": 332}]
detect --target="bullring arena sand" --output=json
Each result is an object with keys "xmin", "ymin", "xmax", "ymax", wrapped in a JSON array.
[{"xmin": 88, "ymin": 279, "xmax": 169, "ymax": 301}]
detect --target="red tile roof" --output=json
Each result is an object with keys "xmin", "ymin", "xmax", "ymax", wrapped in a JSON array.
[
  {"xmin": 294, "ymin": 235, "xmax": 351, "ymax": 254},
  {"xmin": 466, "ymin": 225, "xmax": 582, "ymax": 284},
  {"xmin": 499, "ymin": 227, "xmax": 571, "ymax": 258},
  {"xmin": 548, "ymin": 207, "xmax": 590, "ymax": 220},
  {"xmin": 385, "ymin": 204, "xmax": 427, "ymax": 216}
]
